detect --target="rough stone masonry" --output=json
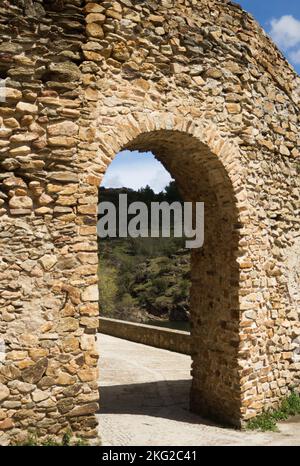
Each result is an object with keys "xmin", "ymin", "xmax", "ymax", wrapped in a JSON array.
[{"xmin": 0, "ymin": 0, "xmax": 299, "ymax": 445}]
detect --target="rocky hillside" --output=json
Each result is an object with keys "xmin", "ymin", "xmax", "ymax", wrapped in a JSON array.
[
  {"xmin": 98, "ymin": 184, "xmax": 191, "ymax": 324},
  {"xmin": 99, "ymin": 239, "xmax": 190, "ymax": 324}
]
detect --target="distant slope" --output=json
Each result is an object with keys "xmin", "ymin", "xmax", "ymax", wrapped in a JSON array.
[{"xmin": 98, "ymin": 184, "xmax": 191, "ymax": 324}]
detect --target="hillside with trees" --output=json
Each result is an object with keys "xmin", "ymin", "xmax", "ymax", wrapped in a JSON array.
[{"xmin": 98, "ymin": 183, "xmax": 191, "ymax": 329}]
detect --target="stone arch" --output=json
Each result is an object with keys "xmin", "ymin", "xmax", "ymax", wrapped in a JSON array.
[
  {"xmin": 89, "ymin": 112, "xmax": 252, "ymax": 220},
  {"xmin": 96, "ymin": 112, "xmax": 250, "ymax": 425},
  {"xmin": 0, "ymin": 0, "xmax": 298, "ymax": 445}
]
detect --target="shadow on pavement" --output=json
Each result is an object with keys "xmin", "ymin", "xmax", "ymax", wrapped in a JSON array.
[{"xmin": 99, "ymin": 379, "xmax": 227, "ymax": 428}]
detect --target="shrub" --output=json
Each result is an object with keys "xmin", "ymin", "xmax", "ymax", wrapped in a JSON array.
[{"xmin": 247, "ymin": 390, "xmax": 300, "ymax": 432}]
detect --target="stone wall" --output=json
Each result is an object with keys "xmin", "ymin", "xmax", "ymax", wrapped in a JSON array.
[
  {"xmin": 100, "ymin": 317, "xmax": 191, "ymax": 355},
  {"xmin": 0, "ymin": 0, "xmax": 299, "ymax": 444}
]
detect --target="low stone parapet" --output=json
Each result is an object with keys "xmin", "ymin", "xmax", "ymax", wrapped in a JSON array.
[{"xmin": 99, "ymin": 317, "xmax": 191, "ymax": 355}]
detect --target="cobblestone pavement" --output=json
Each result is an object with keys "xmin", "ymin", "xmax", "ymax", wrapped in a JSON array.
[{"xmin": 97, "ymin": 334, "xmax": 300, "ymax": 446}]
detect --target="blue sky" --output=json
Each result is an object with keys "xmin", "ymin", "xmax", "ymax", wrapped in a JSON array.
[
  {"xmin": 102, "ymin": 151, "xmax": 172, "ymax": 193},
  {"xmin": 239, "ymin": 0, "xmax": 300, "ymax": 73},
  {"xmin": 102, "ymin": 1, "xmax": 300, "ymax": 193}
]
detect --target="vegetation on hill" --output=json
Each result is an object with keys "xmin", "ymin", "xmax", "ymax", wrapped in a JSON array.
[{"xmin": 98, "ymin": 183, "xmax": 191, "ymax": 325}]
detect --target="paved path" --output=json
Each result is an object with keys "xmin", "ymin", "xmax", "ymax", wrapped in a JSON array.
[{"xmin": 97, "ymin": 334, "xmax": 300, "ymax": 446}]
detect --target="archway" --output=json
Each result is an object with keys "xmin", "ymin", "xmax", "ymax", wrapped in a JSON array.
[{"xmin": 96, "ymin": 122, "xmax": 245, "ymax": 426}]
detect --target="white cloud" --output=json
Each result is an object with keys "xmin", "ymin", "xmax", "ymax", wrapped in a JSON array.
[
  {"xmin": 102, "ymin": 155, "xmax": 173, "ymax": 193},
  {"xmin": 270, "ymin": 15, "xmax": 300, "ymax": 49},
  {"xmin": 149, "ymin": 168, "xmax": 172, "ymax": 193},
  {"xmin": 269, "ymin": 15, "xmax": 300, "ymax": 69},
  {"xmin": 289, "ymin": 48, "xmax": 300, "ymax": 65}
]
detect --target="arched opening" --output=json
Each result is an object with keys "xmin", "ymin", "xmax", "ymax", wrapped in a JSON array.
[{"xmin": 97, "ymin": 128, "xmax": 242, "ymax": 430}]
